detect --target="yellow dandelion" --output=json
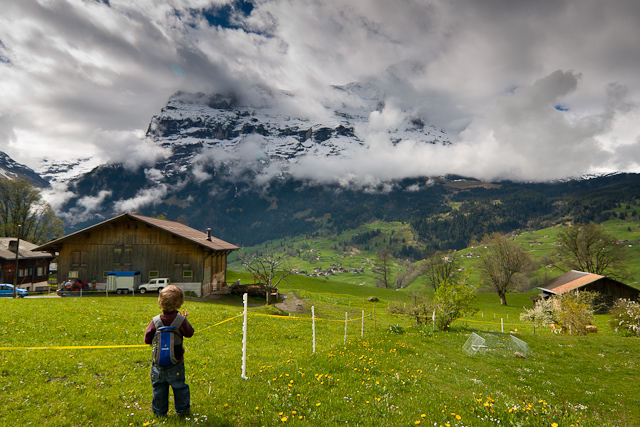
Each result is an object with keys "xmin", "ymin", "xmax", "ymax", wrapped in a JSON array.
[
  {"xmin": 456, "ymin": 415, "xmax": 461, "ymax": 420},
  {"xmin": 316, "ymin": 403, "xmax": 321, "ymax": 406},
  {"xmin": 551, "ymin": 424, "xmax": 558, "ymax": 427},
  {"xmin": 281, "ymin": 416, "xmax": 288, "ymax": 422}
]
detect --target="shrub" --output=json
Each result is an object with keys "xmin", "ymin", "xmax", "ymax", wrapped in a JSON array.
[
  {"xmin": 555, "ymin": 291, "xmax": 599, "ymax": 335},
  {"xmin": 432, "ymin": 275, "xmax": 479, "ymax": 331},
  {"xmin": 521, "ymin": 291, "xmax": 599, "ymax": 335},
  {"xmin": 520, "ymin": 297, "xmax": 558, "ymax": 327},
  {"xmin": 609, "ymin": 298, "xmax": 640, "ymax": 337}
]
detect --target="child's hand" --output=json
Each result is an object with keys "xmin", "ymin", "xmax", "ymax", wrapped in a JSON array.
[{"xmin": 181, "ymin": 309, "xmax": 189, "ymax": 317}]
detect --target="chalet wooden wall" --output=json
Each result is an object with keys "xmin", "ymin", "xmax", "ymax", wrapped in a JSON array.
[
  {"xmin": 584, "ymin": 278, "xmax": 639, "ymax": 306},
  {"xmin": 55, "ymin": 217, "xmax": 228, "ymax": 284}
]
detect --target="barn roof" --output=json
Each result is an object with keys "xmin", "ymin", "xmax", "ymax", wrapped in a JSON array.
[
  {"xmin": 35, "ymin": 213, "xmax": 239, "ymax": 253},
  {"xmin": 0, "ymin": 238, "xmax": 54, "ymax": 260},
  {"xmin": 538, "ymin": 270, "xmax": 607, "ymax": 295}
]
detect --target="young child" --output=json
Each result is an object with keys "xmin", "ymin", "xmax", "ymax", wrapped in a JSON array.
[{"xmin": 144, "ymin": 285, "xmax": 195, "ymax": 417}]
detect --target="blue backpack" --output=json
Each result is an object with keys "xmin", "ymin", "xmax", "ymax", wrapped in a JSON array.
[{"xmin": 151, "ymin": 314, "xmax": 185, "ymax": 367}]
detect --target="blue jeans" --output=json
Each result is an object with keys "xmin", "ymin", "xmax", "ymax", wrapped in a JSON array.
[{"xmin": 150, "ymin": 362, "xmax": 190, "ymax": 416}]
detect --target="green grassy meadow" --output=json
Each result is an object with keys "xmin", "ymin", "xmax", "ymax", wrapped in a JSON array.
[
  {"xmin": 228, "ymin": 212, "xmax": 640, "ymax": 295},
  {"xmin": 2, "ymin": 277, "xmax": 640, "ymax": 426}
]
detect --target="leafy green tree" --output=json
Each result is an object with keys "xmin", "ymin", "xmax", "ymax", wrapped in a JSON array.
[
  {"xmin": 556, "ymin": 223, "xmax": 628, "ymax": 279},
  {"xmin": 0, "ymin": 178, "xmax": 64, "ymax": 244},
  {"xmin": 432, "ymin": 274, "xmax": 479, "ymax": 330},
  {"xmin": 479, "ymin": 232, "xmax": 536, "ymax": 306}
]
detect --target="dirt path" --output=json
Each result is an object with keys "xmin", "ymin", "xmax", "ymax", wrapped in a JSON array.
[{"xmin": 274, "ymin": 293, "xmax": 305, "ymax": 314}]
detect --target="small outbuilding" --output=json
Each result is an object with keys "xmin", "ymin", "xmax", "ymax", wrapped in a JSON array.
[
  {"xmin": 36, "ymin": 213, "xmax": 239, "ymax": 297},
  {"xmin": 536, "ymin": 270, "xmax": 639, "ymax": 309}
]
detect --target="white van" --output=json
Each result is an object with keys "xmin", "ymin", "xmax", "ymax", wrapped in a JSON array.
[{"xmin": 139, "ymin": 278, "xmax": 170, "ymax": 293}]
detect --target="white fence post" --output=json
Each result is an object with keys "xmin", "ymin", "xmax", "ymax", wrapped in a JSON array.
[
  {"xmin": 344, "ymin": 312, "xmax": 348, "ymax": 345},
  {"xmin": 501, "ymin": 318, "xmax": 504, "ymax": 333},
  {"xmin": 312, "ymin": 306, "xmax": 316, "ymax": 354},
  {"xmin": 361, "ymin": 310, "xmax": 364, "ymax": 338},
  {"xmin": 432, "ymin": 310, "xmax": 436, "ymax": 332},
  {"xmin": 241, "ymin": 293, "xmax": 248, "ymax": 380}
]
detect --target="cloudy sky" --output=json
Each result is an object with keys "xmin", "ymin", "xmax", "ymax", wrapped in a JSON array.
[{"xmin": 1, "ymin": 0, "xmax": 640, "ymax": 182}]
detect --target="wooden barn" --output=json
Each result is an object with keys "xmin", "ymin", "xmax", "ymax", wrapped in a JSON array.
[
  {"xmin": 36, "ymin": 213, "xmax": 239, "ymax": 297},
  {"xmin": 536, "ymin": 270, "xmax": 639, "ymax": 309},
  {"xmin": 0, "ymin": 238, "xmax": 53, "ymax": 291}
]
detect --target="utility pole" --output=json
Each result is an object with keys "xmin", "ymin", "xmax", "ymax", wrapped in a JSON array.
[{"xmin": 12, "ymin": 225, "xmax": 21, "ymax": 299}]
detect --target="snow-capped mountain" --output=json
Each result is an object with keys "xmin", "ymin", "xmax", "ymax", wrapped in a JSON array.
[
  {"xmin": 0, "ymin": 151, "xmax": 49, "ymax": 187},
  {"xmin": 145, "ymin": 83, "xmax": 450, "ymax": 176},
  {"xmin": 52, "ymin": 83, "xmax": 453, "ymax": 240},
  {"xmin": 37, "ymin": 157, "xmax": 103, "ymax": 184}
]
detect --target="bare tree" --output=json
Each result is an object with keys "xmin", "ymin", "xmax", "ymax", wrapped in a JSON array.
[
  {"xmin": 373, "ymin": 248, "xmax": 393, "ymax": 288},
  {"xmin": 556, "ymin": 223, "xmax": 628, "ymax": 279},
  {"xmin": 239, "ymin": 251, "xmax": 292, "ymax": 304},
  {"xmin": 421, "ymin": 252, "xmax": 458, "ymax": 290},
  {"xmin": 395, "ymin": 260, "xmax": 421, "ymax": 289},
  {"xmin": 479, "ymin": 233, "xmax": 536, "ymax": 306}
]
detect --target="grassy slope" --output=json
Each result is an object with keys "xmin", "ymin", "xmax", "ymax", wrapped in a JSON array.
[
  {"xmin": 229, "ymin": 208, "xmax": 640, "ymax": 293},
  {"xmin": 2, "ymin": 277, "xmax": 639, "ymax": 426}
]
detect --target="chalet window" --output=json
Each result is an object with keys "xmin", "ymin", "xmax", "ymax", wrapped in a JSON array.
[
  {"xmin": 68, "ymin": 271, "xmax": 78, "ymax": 279},
  {"xmin": 37, "ymin": 267, "xmax": 44, "ymax": 276},
  {"xmin": 17, "ymin": 269, "xmax": 23, "ymax": 277},
  {"xmin": 113, "ymin": 246, "xmax": 122, "ymax": 266},
  {"xmin": 72, "ymin": 250, "xmax": 82, "ymax": 267},
  {"xmin": 148, "ymin": 270, "xmax": 159, "ymax": 278},
  {"xmin": 123, "ymin": 246, "xmax": 133, "ymax": 266},
  {"xmin": 174, "ymin": 252, "xmax": 189, "ymax": 266},
  {"xmin": 182, "ymin": 270, "xmax": 193, "ymax": 279}
]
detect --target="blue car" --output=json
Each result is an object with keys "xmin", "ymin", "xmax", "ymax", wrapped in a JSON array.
[{"xmin": 0, "ymin": 284, "xmax": 28, "ymax": 298}]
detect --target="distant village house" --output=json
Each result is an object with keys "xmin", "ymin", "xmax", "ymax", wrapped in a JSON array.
[
  {"xmin": 0, "ymin": 238, "xmax": 53, "ymax": 291},
  {"xmin": 535, "ymin": 270, "xmax": 639, "ymax": 309}
]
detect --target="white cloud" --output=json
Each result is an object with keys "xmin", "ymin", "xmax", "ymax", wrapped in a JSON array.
[
  {"xmin": 0, "ymin": 0, "xmax": 639, "ymax": 183},
  {"xmin": 113, "ymin": 185, "xmax": 168, "ymax": 213},
  {"xmin": 91, "ymin": 129, "xmax": 169, "ymax": 169},
  {"xmin": 78, "ymin": 189, "xmax": 113, "ymax": 212}
]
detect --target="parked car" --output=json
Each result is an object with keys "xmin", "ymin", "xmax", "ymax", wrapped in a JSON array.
[
  {"xmin": 138, "ymin": 278, "xmax": 170, "ymax": 293},
  {"xmin": 0, "ymin": 284, "xmax": 28, "ymax": 298}
]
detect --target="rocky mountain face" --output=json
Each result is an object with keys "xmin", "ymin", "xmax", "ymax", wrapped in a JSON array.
[
  {"xmin": 0, "ymin": 152, "xmax": 49, "ymax": 187},
  {"xmin": 55, "ymin": 83, "xmax": 455, "ymax": 243},
  {"xmin": 43, "ymin": 83, "xmax": 640, "ymax": 249}
]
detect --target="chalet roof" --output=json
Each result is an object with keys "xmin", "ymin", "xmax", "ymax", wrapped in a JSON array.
[
  {"xmin": 0, "ymin": 237, "xmax": 54, "ymax": 260},
  {"xmin": 35, "ymin": 213, "xmax": 239, "ymax": 253},
  {"xmin": 538, "ymin": 270, "xmax": 606, "ymax": 295}
]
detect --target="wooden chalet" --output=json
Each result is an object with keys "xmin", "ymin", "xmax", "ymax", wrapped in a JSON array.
[
  {"xmin": 0, "ymin": 238, "xmax": 53, "ymax": 291},
  {"xmin": 36, "ymin": 213, "xmax": 239, "ymax": 297},
  {"xmin": 536, "ymin": 270, "xmax": 639, "ymax": 309}
]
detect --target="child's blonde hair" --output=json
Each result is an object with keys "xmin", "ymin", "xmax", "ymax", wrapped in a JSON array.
[{"xmin": 158, "ymin": 285, "xmax": 184, "ymax": 312}]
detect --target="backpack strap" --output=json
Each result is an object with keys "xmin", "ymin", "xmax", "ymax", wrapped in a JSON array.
[
  {"xmin": 169, "ymin": 314, "xmax": 185, "ymax": 332},
  {"xmin": 152, "ymin": 314, "xmax": 164, "ymax": 330}
]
